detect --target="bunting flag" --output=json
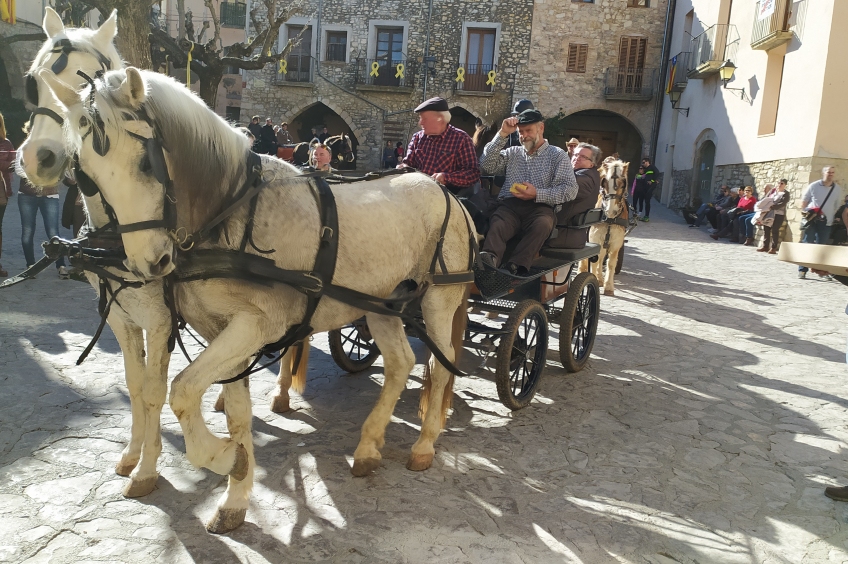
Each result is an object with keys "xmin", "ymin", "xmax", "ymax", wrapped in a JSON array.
[
  {"xmin": 0, "ymin": 0, "xmax": 16, "ymax": 24},
  {"xmin": 666, "ymin": 54, "xmax": 677, "ymax": 94}
]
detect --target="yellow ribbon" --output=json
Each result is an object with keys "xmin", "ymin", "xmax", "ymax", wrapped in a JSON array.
[
  {"xmin": 370, "ymin": 61, "xmax": 380, "ymax": 77},
  {"xmin": 486, "ymin": 70, "xmax": 496, "ymax": 86},
  {"xmin": 395, "ymin": 63, "xmax": 404, "ymax": 79},
  {"xmin": 279, "ymin": 59, "xmax": 287, "ymax": 74},
  {"xmin": 455, "ymin": 67, "xmax": 465, "ymax": 83},
  {"xmin": 187, "ymin": 43, "xmax": 194, "ymax": 86}
]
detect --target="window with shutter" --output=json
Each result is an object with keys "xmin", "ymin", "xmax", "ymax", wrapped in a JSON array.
[
  {"xmin": 567, "ymin": 43, "xmax": 588, "ymax": 73},
  {"xmin": 616, "ymin": 37, "xmax": 648, "ymax": 94}
]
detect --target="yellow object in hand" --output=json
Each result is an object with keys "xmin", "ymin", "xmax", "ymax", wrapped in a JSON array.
[{"xmin": 510, "ymin": 183, "xmax": 527, "ymax": 195}]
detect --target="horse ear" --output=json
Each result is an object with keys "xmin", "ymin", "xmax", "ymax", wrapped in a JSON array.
[
  {"xmin": 120, "ymin": 67, "xmax": 147, "ymax": 109},
  {"xmin": 622, "ymin": 162, "xmax": 630, "ymax": 177},
  {"xmin": 37, "ymin": 69, "xmax": 78, "ymax": 109},
  {"xmin": 43, "ymin": 7, "xmax": 65, "ymax": 38},
  {"xmin": 94, "ymin": 10, "xmax": 119, "ymax": 45}
]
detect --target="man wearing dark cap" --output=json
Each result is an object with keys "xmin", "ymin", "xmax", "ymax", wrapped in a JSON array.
[
  {"xmin": 478, "ymin": 109, "xmax": 578, "ymax": 276},
  {"xmin": 399, "ymin": 97, "xmax": 480, "ymax": 192},
  {"xmin": 507, "ymin": 99, "xmax": 534, "ymax": 148}
]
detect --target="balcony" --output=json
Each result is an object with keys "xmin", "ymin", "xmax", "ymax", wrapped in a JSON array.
[
  {"xmin": 666, "ymin": 52, "xmax": 691, "ymax": 92},
  {"xmin": 454, "ymin": 63, "xmax": 498, "ymax": 94},
  {"xmin": 687, "ymin": 24, "xmax": 740, "ymax": 79},
  {"xmin": 272, "ymin": 54, "xmax": 313, "ymax": 85},
  {"xmin": 751, "ymin": 0, "xmax": 793, "ymax": 50},
  {"xmin": 355, "ymin": 57, "xmax": 414, "ymax": 89},
  {"xmin": 219, "ymin": 2, "xmax": 246, "ymax": 29},
  {"xmin": 603, "ymin": 67, "xmax": 657, "ymax": 100}
]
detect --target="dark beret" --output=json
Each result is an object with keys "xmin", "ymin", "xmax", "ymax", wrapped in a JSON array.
[
  {"xmin": 414, "ymin": 97, "xmax": 449, "ymax": 112},
  {"xmin": 517, "ymin": 109, "xmax": 544, "ymax": 125}
]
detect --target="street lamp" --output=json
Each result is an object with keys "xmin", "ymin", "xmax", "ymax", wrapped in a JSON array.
[
  {"xmin": 668, "ymin": 89, "xmax": 689, "ymax": 117},
  {"xmin": 423, "ymin": 56, "xmax": 437, "ymax": 78},
  {"xmin": 718, "ymin": 59, "xmax": 750, "ymax": 101}
]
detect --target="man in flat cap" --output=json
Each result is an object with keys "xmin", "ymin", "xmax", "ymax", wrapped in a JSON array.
[
  {"xmin": 506, "ymin": 99, "xmax": 534, "ymax": 148},
  {"xmin": 478, "ymin": 109, "xmax": 578, "ymax": 276},
  {"xmin": 399, "ymin": 97, "xmax": 480, "ymax": 192}
]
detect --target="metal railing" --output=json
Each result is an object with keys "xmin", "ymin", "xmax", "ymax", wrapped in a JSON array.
[
  {"xmin": 219, "ymin": 2, "xmax": 246, "ymax": 29},
  {"xmin": 751, "ymin": 0, "xmax": 793, "ymax": 50},
  {"xmin": 273, "ymin": 54, "xmax": 313, "ymax": 84},
  {"xmin": 454, "ymin": 63, "xmax": 498, "ymax": 93},
  {"xmin": 325, "ymin": 43, "xmax": 347, "ymax": 62},
  {"xmin": 356, "ymin": 57, "xmax": 413, "ymax": 88},
  {"xmin": 603, "ymin": 67, "xmax": 656, "ymax": 100},
  {"xmin": 689, "ymin": 23, "xmax": 739, "ymax": 77}
]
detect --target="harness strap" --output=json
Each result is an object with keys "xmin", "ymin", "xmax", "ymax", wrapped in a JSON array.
[
  {"xmin": 76, "ymin": 278, "xmax": 134, "ymax": 365},
  {"xmin": 29, "ymin": 107, "xmax": 64, "ymax": 128}
]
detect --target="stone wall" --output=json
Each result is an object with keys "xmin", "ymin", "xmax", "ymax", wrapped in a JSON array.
[
  {"xmin": 669, "ymin": 168, "xmax": 692, "ymax": 211},
  {"xmin": 241, "ymin": 0, "xmax": 533, "ymax": 170}
]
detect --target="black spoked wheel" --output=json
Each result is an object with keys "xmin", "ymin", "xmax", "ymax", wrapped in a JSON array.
[
  {"xmin": 495, "ymin": 300, "xmax": 549, "ymax": 410},
  {"xmin": 559, "ymin": 272, "xmax": 600, "ymax": 373},
  {"xmin": 328, "ymin": 321, "xmax": 380, "ymax": 373}
]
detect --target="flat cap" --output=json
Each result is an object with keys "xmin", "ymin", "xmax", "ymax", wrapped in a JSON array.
[
  {"xmin": 414, "ymin": 97, "xmax": 449, "ymax": 112},
  {"xmin": 516, "ymin": 109, "xmax": 544, "ymax": 125},
  {"xmin": 511, "ymin": 99, "xmax": 535, "ymax": 115}
]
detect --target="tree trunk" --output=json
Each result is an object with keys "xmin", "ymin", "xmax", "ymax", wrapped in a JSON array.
[
  {"xmin": 113, "ymin": 0, "xmax": 152, "ymax": 69},
  {"xmin": 198, "ymin": 66, "xmax": 223, "ymax": 110}
]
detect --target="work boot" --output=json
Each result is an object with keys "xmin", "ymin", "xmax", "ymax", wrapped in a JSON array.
[
  {"xmin": 479, "ymin": 252, "xmax": 497, "ymax": 269},
  {"xmin": 743, "ymin": 238, "xmax": 755, "ymax": 246},
  {"xmin": 767, "ymin": 247, "xmax": 778, "ymax": 255},
  {"xmin": 825, "ymin": 486, "xmax": 848, "ymax": 501},
  {"xmin": 757, "ymin": 244, "xmax": 768, "ymax": 252}
]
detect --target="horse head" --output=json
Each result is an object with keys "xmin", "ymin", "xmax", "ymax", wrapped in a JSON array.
[
  {"xmin": 472, "ymin": 120, "xmax": 496, "ymax": 157},
  {"xmin": 598, "ymin": 158, "xmax": 630, "ymax": 219},
  {"xmin": 328, "ymin": 133, "xmax": 355, "ymax": 164},
  {"xmin": 17, "ymin": 7, "xmax": 121, "ymax": 187}
]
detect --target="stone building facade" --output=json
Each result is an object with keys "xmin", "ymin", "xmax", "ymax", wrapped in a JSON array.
[{"xmin": 241, "ymin": 0, "xmax": 534, "ymax": 170}]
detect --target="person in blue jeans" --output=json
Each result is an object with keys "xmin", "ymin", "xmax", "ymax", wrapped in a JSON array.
[
  {"xmin": 18, "ymin": 178, "xmax": 67, "ymax": 278},
  {"xmin": 690, "ymin": 185, "xmax": 730, "ymax": 228},
  {"xmin": 798, "ymin": 166, "xmax": 841, "ymax": 280}
]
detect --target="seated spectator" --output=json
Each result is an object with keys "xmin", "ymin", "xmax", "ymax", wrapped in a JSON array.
[
  {"xmin": 711, "ymin": 186, "xmax": 756, "ymax": 242},
  {"xmin": 548, "ymin": 142, "xmax": 602, "ymax": 249},
  {"xmin": 690, "ymin": 185, "xmax": 730, "ymax": 228},
  {"xmin": 706, "ymin": 187, "xmax": 738, "ymax": 231}
]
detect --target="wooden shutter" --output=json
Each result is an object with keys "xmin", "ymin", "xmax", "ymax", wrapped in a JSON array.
[
  {"xmin": 567, "ymin": 43, "xmax": 588, "ymax": 73},
  {"xmin": 618, "ymin": 36, "xmax": 646, "ymax": 71}
]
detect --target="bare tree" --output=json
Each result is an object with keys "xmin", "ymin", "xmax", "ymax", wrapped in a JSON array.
[
  {"xmin": 67, "ymin": 0, "xmax": 159, "ymax": 68},
  {"xmin": 150, "ymin": 0, "xmax": 305, "ymax": 109}
]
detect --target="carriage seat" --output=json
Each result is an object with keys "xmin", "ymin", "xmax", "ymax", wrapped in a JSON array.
[{"xmin": 538, "ymin": 243, "xmax": 600, "ymax": 263}]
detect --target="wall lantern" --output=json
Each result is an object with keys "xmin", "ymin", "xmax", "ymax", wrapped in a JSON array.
[
  {"xmin": 424, "ymin": 55, "xmax": 437, "ymax": 77},
  {"xmin": 668, "ymin": 89, "xmax": 689, "ymax": 116},
  {"xmin": 718, "ymin": 59, "xmax": 750, "ymax": 101}
]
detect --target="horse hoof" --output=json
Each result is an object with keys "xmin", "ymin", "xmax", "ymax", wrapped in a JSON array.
[
  {"xmin": 229, "ymin": 443, "xmax": 249, "ymax": 481},
  {"xmin": 406, "ymin": 453, "xmax": 434, "ymax": 472},
  {"xmin": 213, "ymin": 395, "xmax": 225, "ymax": 412},
  {"xmin": 351, "ymin": 457, "xmax": 381, "ymax": 477},
  {"xmin": 115, "ymin": 460, "xmax": 137, "ymax": 477},
  {"xmin": 206, "ymin": 508, "xmax": 246, "ymax": 534},
  {"xmin": 123, "ymin": 475, "xmax": 157, "ymax": 498},
  {"xmin": 605, "ymin": 290, "xmax": 615, "ymax": 296},
  {"xmin": 269, "ymin": 395, "xmax": 291, "ymax": 414}
]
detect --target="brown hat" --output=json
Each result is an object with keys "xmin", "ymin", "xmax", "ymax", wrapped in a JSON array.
[
  {"xmin": 566, "ymin": 137, "xmax": 579, "ymax": 147},
  {"xmin": 414, "ymin": 97, "xmax": 450, "ymax": 112}
]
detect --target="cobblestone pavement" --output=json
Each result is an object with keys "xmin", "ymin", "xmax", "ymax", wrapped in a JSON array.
[{"xmin": 2, "ymin": 190, "xmax": 848, "ymax": 563}]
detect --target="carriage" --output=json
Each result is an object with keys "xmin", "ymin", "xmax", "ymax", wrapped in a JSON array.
[{"xmin": 327, "ymin": 208, "xmax": 603, "ymax": 410}]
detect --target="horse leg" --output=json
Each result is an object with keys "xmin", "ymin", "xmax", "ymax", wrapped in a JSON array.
[
  {"xmin": 409, "ymin": 285, "xmax": 467, "ymax": 472},
  {"xmin": 594, "ymin": 247, "xmax": 607, "ymax": 291},
  {"xmin": 123, "ymin": 325, "xmax": 170, "ymax": 498},
  {"xmin": 214, "ymin": 388, "xmax": 225, "ymax": 412},
  {"xmin": 605, "ymin": 233, "xmax": 623, "ymax": 296},
  {"xmin": 207, "ymin": 374, "xmax": 254, "ymax": 534},
  {"xmin": 269, "ymin": 341, "xmax": 309, "ymax": 413},
  {"xmin": 109, "ymin": 316, "xmax": 146, "ymax": 478},
  {"xmin": 351, "ymin": 314, "xmax": 415, "ymax": 477}
]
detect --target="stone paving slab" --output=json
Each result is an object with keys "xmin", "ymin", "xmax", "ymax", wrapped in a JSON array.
[{"xmin": 2, "ymin": 191, "xmax": 848, "ymax": 563}]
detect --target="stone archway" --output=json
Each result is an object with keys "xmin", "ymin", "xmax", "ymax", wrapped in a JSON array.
[{"xmin": 286, "ymin": 102, "xmax": 361, "ymax": 170}]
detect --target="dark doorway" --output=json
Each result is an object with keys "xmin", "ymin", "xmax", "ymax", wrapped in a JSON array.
[
  {"xmin": 449, "ymin": 106, "xmax": 478, "ymax": 138},
  {"xmin": 696, "ymin": 141, "xmax": 716, "ymax": 205},
  {"xmin": 289, "ymin": 102, "xmax": 358, "ymax": 170}
]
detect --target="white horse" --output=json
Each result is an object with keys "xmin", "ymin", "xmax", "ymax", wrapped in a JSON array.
[
  {"xmin": 43, "ymin": 66, "xmax": 473, "ymax": 533},
  {"xmin": 580, "ymin": 158, "xmax": 629, "ymax": 296},
  {"xmin": 17, "ymin": 9, "xmax": 308, "ymax": 499}
]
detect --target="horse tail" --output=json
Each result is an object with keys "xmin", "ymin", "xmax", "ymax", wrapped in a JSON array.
[
  {"xmin": 290, "ymin": 340, "xmax": 309, "ymax": 394},
  {"xmin": 417, "ymin": 284, "xmax": 469, "ymax": 428}
]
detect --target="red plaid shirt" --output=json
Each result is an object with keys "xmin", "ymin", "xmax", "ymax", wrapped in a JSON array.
[{"xmin": 401, "ymin": 125, "xmax": 480, "ymax": 189}]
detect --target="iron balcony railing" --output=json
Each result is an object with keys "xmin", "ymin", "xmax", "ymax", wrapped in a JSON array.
[
  {"xmin": 688, "ymin": 23, "xmax": 740, "ymax": 78},
  {"xmin": 454, "ymin": 63, "xmax": 498, "ymax": 93},
  {"xmin": 324, "ymin": 43, "xmax": 347, "ymax": 62},
  {"xmin": 356, "ymin": 57, "xmax": 413, "ymax": 88},
  {"xmin": 603, "ymin": 67, "xmax": 657, "ymax": 100},
  {"xmin": 273, "ymin": 54, "xmax": 313, "ymax": 84},
  {"xmin": 666, "ymin": 51, "xmax": 691, "ymax": 92},
  {"xmin": 219, "ymin": 2, "xmax": 246, "ymax": 29},
  {"xmin": 751, "ymin": 0, "xmax": 793, "ymax": 50}
]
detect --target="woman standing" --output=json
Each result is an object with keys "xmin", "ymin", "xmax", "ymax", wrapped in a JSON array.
[
  {"xmin": 0, "ymin": 113, "xmax": 15, "ymax": 277},
  {"xmin": 758, "ymin": 179, "xmax": 790, "ymax": 253},
  {"xmin": 18, "ymin": 175, "xmax": 68, "ymax": 278}
]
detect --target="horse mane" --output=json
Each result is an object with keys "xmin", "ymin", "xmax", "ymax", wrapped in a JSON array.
[
  {"xmin": 27, "ymin": 24, "xmax": 122, "ymax": 76},
  {"xmin": 472, "ymin": 122, "xmax": 496, "ymax": 157}
]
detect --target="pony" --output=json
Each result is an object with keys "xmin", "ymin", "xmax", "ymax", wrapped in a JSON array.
[
  {"xmin": 44, "ymin": 66, "xmax": 473, "ymax": 533},
  {"xmin": 290, "ymin": 134, "xmax": 354, "ymax": 166},
  {"xmin": 17, "ymin": 8, "xmax": 308, "ymax": 499},
  {"xmin": 579, "ymin": 157, "xmax": 630, "ymax": 295}
]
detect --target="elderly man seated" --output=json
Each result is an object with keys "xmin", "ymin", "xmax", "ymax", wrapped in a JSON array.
[
  {"xmin": 547, "ymin": 142, "xmax": 602, "ymax": 249},
  {"xmin": 478, "ymin": 109, "xmax": 578, "ymax": 276}
]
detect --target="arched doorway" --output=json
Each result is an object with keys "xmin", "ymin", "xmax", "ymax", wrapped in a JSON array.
[
  {"xmin": 695, "ymin": 141, "xmax": 716, "ymax": 205},
  {"xmin": 449, "ymin": 106, "xmax": 478, "ymax": 137},
  {"xmin": 0, "ymin": 49, "xmax": 29, "ymax": 147},
  {"xmin": 548, "ymin": 109, "xmax": 644, "ymax": 181},
  {"xmin": 289, "ymin": 102, "xmax": 359, "ymax": 170}
]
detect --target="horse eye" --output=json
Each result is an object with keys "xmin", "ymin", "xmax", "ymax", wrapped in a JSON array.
[
  {"xmin": 79, "ymin": 117, "xmax": 87, "ymax": 129},
  {"xmin": 139, "ymin": 154, "xmax": 152, "ymax": 174}
]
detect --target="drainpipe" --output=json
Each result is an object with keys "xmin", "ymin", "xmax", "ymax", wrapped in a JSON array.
[
  {"xmin": 421, "ymin": 0, "xmax": 435, "ymax": 102},
  {"xmin": 649, "ymin": 0, "xmax": 677, "ymax": 161}
]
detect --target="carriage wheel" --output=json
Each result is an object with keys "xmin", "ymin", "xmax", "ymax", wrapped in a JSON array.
[
  {"xmin": 495, "ymin": 300, "xmax": 548, "ymax": 410},
  {"xmin": 328, "ymin": 322, "xmax": 380, "ymax": 373},
  {"xmin": 559, "ymin": 272, "xmax": 600, "ymax": 373},
  {"xmin": 614, "ymin": 245, "xmax": 624, "ymax": 274}
]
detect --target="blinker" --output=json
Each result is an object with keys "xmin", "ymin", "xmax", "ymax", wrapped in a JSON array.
[
  {"xmin": 76, "ymin": 168, "xmax": 100, "ymax": 197},
  {"xmin": 146, "ymin": 137, "xmax": 169, "ymax": 186},
  {"xmin": 25, "ymin": 75, "xmax": 38, "ymax": 105}
]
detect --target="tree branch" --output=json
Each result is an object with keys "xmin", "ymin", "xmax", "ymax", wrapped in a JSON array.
[{"xmin": 0, "ymin": 32, "xmax": 47, "ymax": 47}]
